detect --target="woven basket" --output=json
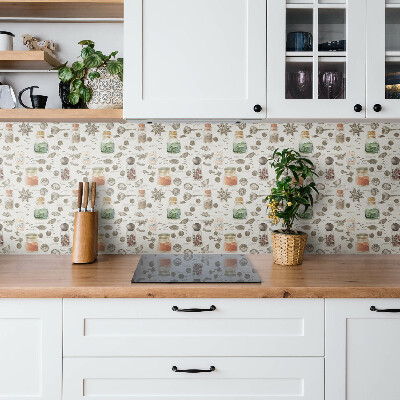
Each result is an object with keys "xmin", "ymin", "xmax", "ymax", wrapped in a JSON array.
[{"xmin": 271, "ymin": 231, "xmax": 307, "ymax": 266}]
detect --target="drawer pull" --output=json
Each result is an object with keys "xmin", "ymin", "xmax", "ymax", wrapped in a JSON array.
[
  {"xmin": 172, "ymin": 366, "xmax": 216, "ymax": 373},
  {"xmin": 172, "ymin": 305, "xmax": 216, "ymax": 312},
  {"xmin": 370, "ymin": 306, "xmax": 400, "ymax": 313}
]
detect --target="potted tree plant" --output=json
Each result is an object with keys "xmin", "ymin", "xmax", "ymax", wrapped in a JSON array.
[
  {"xmin": 56, "ymin": 40, "xmax": 123, "ymax": 109},
  {"xmin": 264, "ymin": 149, "xmax": 318, "ymax": 266}
]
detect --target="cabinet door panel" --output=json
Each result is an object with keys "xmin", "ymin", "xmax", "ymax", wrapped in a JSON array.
[
  {"xmin": 326, "ymin": 299, "xmax": 400, "ymax": 400},
  {"xmin": 124, "ymin": 0, "xmax": 266, "ymax": 119},
  {"xmin": 0, "ymin": 299, "xmax": 62, "ymax": 400}
]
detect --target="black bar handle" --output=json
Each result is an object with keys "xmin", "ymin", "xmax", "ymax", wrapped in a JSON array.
[
  {"xmin": 172, "ymin": 305, "xmax": 216, "ymax": 312},
  {"xmin": 172, "ymin": 366, "xmax": 215, "ymax": 373},
  {"xmin": 370, "ymin": 306, "xmax": 400, "ymax": 313}
]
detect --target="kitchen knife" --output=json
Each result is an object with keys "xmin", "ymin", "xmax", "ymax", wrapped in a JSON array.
[
  {"xmin": 91, "ymin": 182, "xmax": 96, "ymax": 212},
  {"xmin": 77, "ymin": 182, "xmax": 83, "ymax": 212},
  {"xmin": 83, "ymin": 182, "xmax": 89, "ymax": 212}
]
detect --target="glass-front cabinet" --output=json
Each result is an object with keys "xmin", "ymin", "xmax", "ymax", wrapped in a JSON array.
[
  {"xmin": 367, "ymin": 0, "xmax": 400, "ymax": 118},
  {"xmin": 267, "ymin": 0, "xmax": 366, "ymax": 119}
]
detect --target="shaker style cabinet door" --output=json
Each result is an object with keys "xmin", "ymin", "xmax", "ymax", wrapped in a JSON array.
[
  {"xmin": 326, "ymin": 299, "xmax": 400, "ymax": 400},
  {"xmin": 124, "ymin": 0, "xmax": 266, "ymax": 120},
  {"xmin": 267, "ymin": 0, "xmax": 366, "ymax": 119},
  {"xmin": 0, "ymin": 299, "xmax": 62, "ymax": 400},
  {"xmin": 366, "ymin": 0, "xmax": 400, "ymax": 118}
]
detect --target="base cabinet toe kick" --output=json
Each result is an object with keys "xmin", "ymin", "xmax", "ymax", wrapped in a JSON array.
[{"xmin": 1, "ymin": 298, "xmax": 399, "ymax": 400}]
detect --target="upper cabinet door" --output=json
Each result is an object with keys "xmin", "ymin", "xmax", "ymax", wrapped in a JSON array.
[
  {"xmin": 367, "ymin": 0, "xmax": 400, "ymax": 118},
  {"xmin": 267, "ymin": 0, "xmax": 366, "ymax": 119},
  {"xmin": 124, "ymin": 0, "xmax": 266, "ymax": 120}
]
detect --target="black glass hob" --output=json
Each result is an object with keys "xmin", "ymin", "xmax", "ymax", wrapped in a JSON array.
[{"xmin": 131, "ymin": 254, "xmax": 261, "ymax": 283}]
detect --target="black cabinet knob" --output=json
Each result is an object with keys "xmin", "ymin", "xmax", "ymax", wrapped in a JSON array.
[
  {"xmin": 354, "ymin": 104, "xmax": 362, "ymax": 112},
  {"xmin": 254, "ymin": 104, "xmax": 262, "ymax": 113},
  {"xmin": 373, "ymin": 104, "xmax": 382, "ymax": 112}
]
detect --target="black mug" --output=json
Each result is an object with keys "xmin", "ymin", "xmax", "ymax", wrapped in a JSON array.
[{"xmin": 18, "ymin": 86, "xmax": 47, "ymax": 109}]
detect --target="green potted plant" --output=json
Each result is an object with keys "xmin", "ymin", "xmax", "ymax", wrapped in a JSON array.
[
  {"xmin": 56, "ymin": 40, "xmax": 123, "ymax": 109},
  {"xmin": 264, "ymin": 149, "xmax": 318, "ymax": 266}
]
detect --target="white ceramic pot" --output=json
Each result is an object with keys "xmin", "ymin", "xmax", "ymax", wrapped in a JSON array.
[
  {"xmin": 0, "ymin": 31, "xmax": 14, "ymax": 51},
  {"xmin": 84, "ymin": 66, "xmax": 123, "ymax": 110}
]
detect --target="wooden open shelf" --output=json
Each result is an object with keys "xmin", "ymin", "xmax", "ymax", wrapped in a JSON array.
[
  {"xmin": 0, "ymin": 109, "xmax": 124, "ymax": 122},
  {"xmin": 0, "ymin": 51, "xmax": 62, "ymax": 70},
  {"xmin": 0, "ymin": 0, "xmax": 123, "ymax": 19}
]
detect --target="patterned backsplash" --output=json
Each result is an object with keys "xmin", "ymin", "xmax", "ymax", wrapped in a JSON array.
[{"xmin": 0, "ymin": 121, "xmax": 399, "ymax": 255}]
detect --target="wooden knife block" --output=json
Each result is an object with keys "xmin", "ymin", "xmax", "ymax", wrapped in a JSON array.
[{"xmin": 72, "ymin": 211, "xmax": 98, "ymax": 264}]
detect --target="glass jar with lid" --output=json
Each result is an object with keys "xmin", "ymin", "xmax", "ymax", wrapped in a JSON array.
[
  {"xmin": 299, "ymin": 131, "xmax": 313, "ymax": 154},
  {"xmin": 126, "ymin": 157, "xmax": 136, "ymax": 181},
  {"xmin": 336, "ymin": 123, "xmax": 344, "ymax": 143},
  {"xmin": 365, "ymin": 131, "xmax": 379, "ymax": 154},
  {"xmin": 192, "ymin": 157, "xmax": 202, "ymax": 180},
  {"xmin": 391, "ymin": 157, "xmax": 400, "ymax": 181},
  {"xmin": 233, "ymin": 131, "xmax": 247, "ymax": 154},
  {"xmin": 392, "ymin": 223, "xmax": 400, "ymax": 247},
  {"xmin": 192, "ymin": 223, "xmax": 203, "ymax": 247},
  {"xmin": 71, "ymin": 123, "xmax": 80, "ymax": 144},
  {"xmin": 126, "ymin": 223, "xmax": 136, "ymax": 247},
  {"xmin": 34, "ymin": 197, "xmax": 48, "ymax": 219},
  {"xmin": 270, "ymin": 123, "xmax": 279, "ymax": 143},
  {"xmin": 233, "ymin": 197, "xmax": 247, "ymax": 219},
  {"xmin": 365, "ymin": 197, "xmax": 379, "ymax": 219},
  {"xmin": 60, "ymin": 223, "xmax": 70, "ymax": 247},
  {"xmin": 25, "ymin": 167, "xmax": 38, "ymax": 186},
  {"xmin": 5, "ymin": 189, "xmax": 13, "ymax": 209},
  {"xmin": 158, "ymin": 233, "xmax": 172, "ymax": 252},
  {"xmin": 356, "ymin": 167, "xmax": 369, "ymax": 186},
  {"xmin": 92, "ymin": 167, "xmax": 105, "ymax": 185},
  {"xmin": 167, "ymin": 131, "xmax": 181, "ymax": 153},
  {"xmin": 204, "ymin": 190, "xmax": 212, "ymax": 210},
  {"xmin": 356, "ymin": 233, "xmax": 370, "ymax": 252},
  {"xmin": 138, "ymin": 123, "xmax": 146, "ymax": 144},
  {"xmin": 25, "ymin": 233, "xmax": 38, "ymax": 252},
  {"xmin": 101, "ymin": 131, "xmax": 114, "ymax": 153},
  {"xmin": 60, "ymin": 156, "xmax": 70, "ymax": 181},
  {"xmin": 34, "ymin": 131, "xmax": 48, "ymax": 154},
  {"xmin": 325, "ymin": 157, "xmax": 335, "ymax": 180},
  {"xmin": 224, "ymin": 167, "xmax": 237, "ymax": 186},
  {"xmin": 138, "ymin": 190, "xmax": 146, "ymax": 210},
  {"xmin": 167, "ymin": 197, "xmax": 181, "ymax": 219},
  {"xmin": 336, "ymin": 190, "xmax": 344, "ymax": 209},
  {"xmin": 224, "ymin": 233, "xmax": 238, "ymax": 252},
  {"xmin": 158, "ymin": 167, "xmax": 171, "ymax": 186},
  {"xmin": 204, "ymin": 123, "xmax": 212, "ymax": 143},
  {"xmin": 259, "ymin": 223, "xmax": 268, "ymax": 247},
  {"xmin": 101, "ymin": 197, "xmax": 115, "ymax": 220},
  {"xmin": 5, "ymin": 123, "xmax": 13, "ymax": 143},
  {"xmin": 259, "ymin": 157, "xmax": 268, "ymax": 180}
]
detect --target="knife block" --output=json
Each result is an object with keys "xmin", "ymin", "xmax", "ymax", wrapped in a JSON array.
[{"xmin": 72, "ymin": 211, "xmax": 98, "ymax": 264}]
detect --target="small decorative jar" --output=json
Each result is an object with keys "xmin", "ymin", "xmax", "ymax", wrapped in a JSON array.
[
  {"xmin": 92, "ymin": 167, "xmax": 105, "ymax": 185},
  {"xmin": 259, "ymin": 157, "xmax": 268, "ymax": 180},
  {"xmin": 138, "ymin": 190, "xmax": 146, "ymax": 210},
  {"xmin": 16, "ymin": 151, "xmax": 24, "ymax": 166},
  {"xmin": 60, "ymin": 223, "xmax": 70, "ymax": 247},
  {"xmin": 25, "ymin": 167, "xmax": 38, "ymax": 186},
  {"xmin": 299, "ymin": 131, "xmax": 313, "ymax": 154},
  {"xmin": 259, "ymin": 223, "xmax": 268, "ymax": 247},
  {"xmin": 365, "ymin": 131, "xmax": 379, "ymax": 154},
  {"xmin": 347, "ymin": 151, "xmax": 356, "ymax": 165},
  {"xmin": 34, "ymin": 131, "xmax": 48, "ymax": 154},
  {"xmin": 192, "ymin": 157, "xmax": 202, "ymax": 180},
  {"xmin": 214, "ymin": 151, "xmax": 223, "ymax": 166},
  {"xmin": 25, "ymin": 233, "xmax": 38, "ymax": 252},
  {"xmin": 5, "ymin": 190, "xmax": 13, "ymax": 209},
  {"xmin": 5, "ymin": 123, "xmax": 13, "ymax": 143},
  {"xmin": 158, "ymin": 167, "xmax": 171, "ymax": 186},
  {"xmin": 336, "ymin": 123, "xmax": 344, "ymax": 143},
  {"xmin": 71, "ymin": 123, "xmax": 80, "ymax": 144},
  {"xmin": 192, "ymin": 223, "xmax": 203, "ymax": 247},
  {"xmin": 72, "ymin": 189, "xmax": 79, "ymax": 210},
  {"xmin": 233, "ymin": 131, "xmax": 247, "ymax": 154},
  {"xmin": 347, "ymin": 218, "xmax": 356, "ymax": 231},
  {"xmin": 224, "ymin": 167, "xmax": 237, "ymax": 186},
  {"xmin": 325, "ymin": 229, "xmax": 335, "ymax": 247},
  {"xmin": 158, "ymin": 233, "xmax": 172, "ymax": 252},
  {"xmin": 356, "ymin": 167, "xmax": 370, "ymax": 186},
  {"xmin": 356, "ymin": 233, "xmax": 370, "ymax": 252},
  {"xmin": 101, "ymin": 131, "xmax": 114, "ymax": 153},
  {"xmin": 270, "ymin": 123, "xmax": 279, "ymax": 143},
  {"xmin": 325, "ymin": 157, "xmax": 335, "ymax": 180},
  {"xmin": 204, "ymin": 190, "xmax": 212, "ymax": 210},
  {"xmin": 138, "ymin": 123, "xmax": 146, "ymax": 144},
  {"xmin": 126, "ymin": 157, "xmax": 136, "ymax": 181},
  {"xmin": 233, "ymin": 197, "xmax": 247, "ymax": 220},
  {"xmin": 365, "ymin": 197, "xmax": 379, "ymax": 220},
  {"xmin": 60, "ymin": 157, "xmax": 70, "ymax": 181},
  {"xmin": 336, "ymin": 190, "xmax": 345, "ymax": 210},
  {"xmin": 224, "ymin": 233, "xmax": 238, "ymax": 252},
  {"xmin": 392, "ymin": 223, "xmax": 400, "ymax": 247},
  {"xmin": 167, "ymin": 131, "xmax": 181, "ymax": 153},
  {"xmin": 126, "ymin": 223, "xmax": 136, "ymax": 247},
  {"xmin": 167, "ymin": 197, "xmax": 181, "ymax": 220},
  {"xmin": 83, "ymin": 151, "xmax": 91, "ymax": 166},
  {"xmin": 34, "ymin": 197, "xmax": 48, "ymax": 219},
  {"xmin": 101, "ymin": 197, "xmax": 115, "ymax": 220},
  {"xmin": 391, "ymin": 157, "xmax": 400, "ymax": 181},
  {"xmin": 204, "ymin": 123, "xmax": 213, "ymax": 143},
  {"xmin": 215, "ymin": 217, "xmax": 224, "ymax": 232},
  {"xmin": 148, "ymin": 217, "xmax": 158, "ymax": 232}
]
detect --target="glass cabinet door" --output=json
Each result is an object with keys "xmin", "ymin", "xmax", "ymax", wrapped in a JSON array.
[
  {"xmin": 367, "ymin": 0, "xmax": 400, "ymax": 118},
  {"xmin": 267, "ymin": 0, "xmax": 366, "ymax": 119}
]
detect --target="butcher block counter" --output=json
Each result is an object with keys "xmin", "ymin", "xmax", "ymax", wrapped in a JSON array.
[{"xmin": 0, "ymin": 254, "xmax": 400, "ymax": 298}]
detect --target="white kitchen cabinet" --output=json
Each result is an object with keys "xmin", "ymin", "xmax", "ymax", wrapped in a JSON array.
[
  {"xmin": 63, "ymin": 357, "xmax": 324, "ymax": 400},
  {"xmin": 0, "ymin": 299, "xmax": 62, "ymax": 400},
  {"xmin": 267, "ymin": 0, "xmax": 366, "ymax": 119},
  {"xmin": 123, "ymin": 0, "xmax": 266, "ymax": 120},
  {"xmin": 326, "ymin": 299, "xmax": 400, "ymax": 400}
]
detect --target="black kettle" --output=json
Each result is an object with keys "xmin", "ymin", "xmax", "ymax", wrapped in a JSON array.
[{"xmin": 18, "ymin": 86, "xmax": 47, "ymax": 109}]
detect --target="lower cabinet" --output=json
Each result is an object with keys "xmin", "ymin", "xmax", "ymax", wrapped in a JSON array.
[
  {"xmin": 326, "ymin": 299, "xmax": 400, "ymax": 400},
  {"xmin": 0, "ymin": 299, "xmax": 62, "ymax": 400},
  {"xmin": 63, "ymin": 357, "xmax": 324, "ymax": 400}
]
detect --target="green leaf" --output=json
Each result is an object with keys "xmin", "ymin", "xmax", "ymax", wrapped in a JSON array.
[
  {"xmin": 81, "ymin": 46, "xmax": 95, "ymax": 59},
  {"xmin": 52, "ymin": 61, "xmax": 67, "ymax": 71},
  {"xmin": 78, "ymin": 40, "xmax": 95, "ymax": 47},
  {"xmin": 68, "ymin": 91, "xmax": 80, "ymax": 105},
  {"xmin": 106, "ymin": 60, "xmax": 123, "ymax": 75},
  {"xmin": 88, "ymin": 71, "xmax": 100, "ymax": 80},
  {"xmin": 72, "ymin": 61, "xmax": 84, "ymax": 72},
  {"xmin": 70, "ymin": 79, "xmax": 83, "ymax": 90},
  {"xmin": 78, "ymin": 85, "xmax": 91, "ymax": 103},
  {"xmin": 58, "ymin": 66, "xmax": 73, "ymax": 83},
  {"xmin": 109, "ymin": 51, "xmax": 118, "ymax": 59},
  {"xmin": 84, "ymin": 53, "xmax": 103, "ymax": 68}
]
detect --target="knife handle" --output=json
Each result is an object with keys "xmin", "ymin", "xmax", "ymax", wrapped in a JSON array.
[
  {"xmin": 91, "ymin": 182, "xmax": 96, "ymax": 211},
  {"xmin": 83, "ymin": 182, "xmax": 89, "ymax": 211},
  {"xmin": 77, "ymin": 182, "xmax": 83, "ymax": 211}
]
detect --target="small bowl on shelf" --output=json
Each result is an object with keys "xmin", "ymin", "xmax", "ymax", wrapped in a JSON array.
[{"xmin": 318, "ymin": 40, "xmax": 346, "ymax": 52}]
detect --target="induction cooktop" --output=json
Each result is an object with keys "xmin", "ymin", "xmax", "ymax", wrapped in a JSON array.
[{"xmin": 131, "ymin": 254, "xmax": 261, "ymax": 283}]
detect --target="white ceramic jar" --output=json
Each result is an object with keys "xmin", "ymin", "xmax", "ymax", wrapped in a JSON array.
[{"xmin": 0, "ymin": 31, "xmax": 14, "ymax": 51}]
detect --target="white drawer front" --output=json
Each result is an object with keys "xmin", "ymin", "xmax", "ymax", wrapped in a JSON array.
[
  {"xmin": 63, "ymin": 357, "xmax": 324, "ymax": 400},
  {"xmin": 64, "ymin": 299, "xmax": 324, "ymax": 356}
]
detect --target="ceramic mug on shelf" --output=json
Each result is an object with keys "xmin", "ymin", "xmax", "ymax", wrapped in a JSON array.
[
  {"xmin": 0, "ymin": 31, "xmax": 14, "ymax": 51},
  {"xmin": 287, "ymin": 31, "xmax": 313, "ymax": 52}
]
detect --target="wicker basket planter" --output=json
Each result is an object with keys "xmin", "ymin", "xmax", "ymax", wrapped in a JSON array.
[{"xmin": 271, "ymin": 230, "xmax": 307, "ymax": 266}]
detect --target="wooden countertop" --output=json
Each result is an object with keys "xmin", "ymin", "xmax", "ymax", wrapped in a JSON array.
[{"xmin": 0, "ymin": 254, "xmax": 400, "ymax": 298}]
